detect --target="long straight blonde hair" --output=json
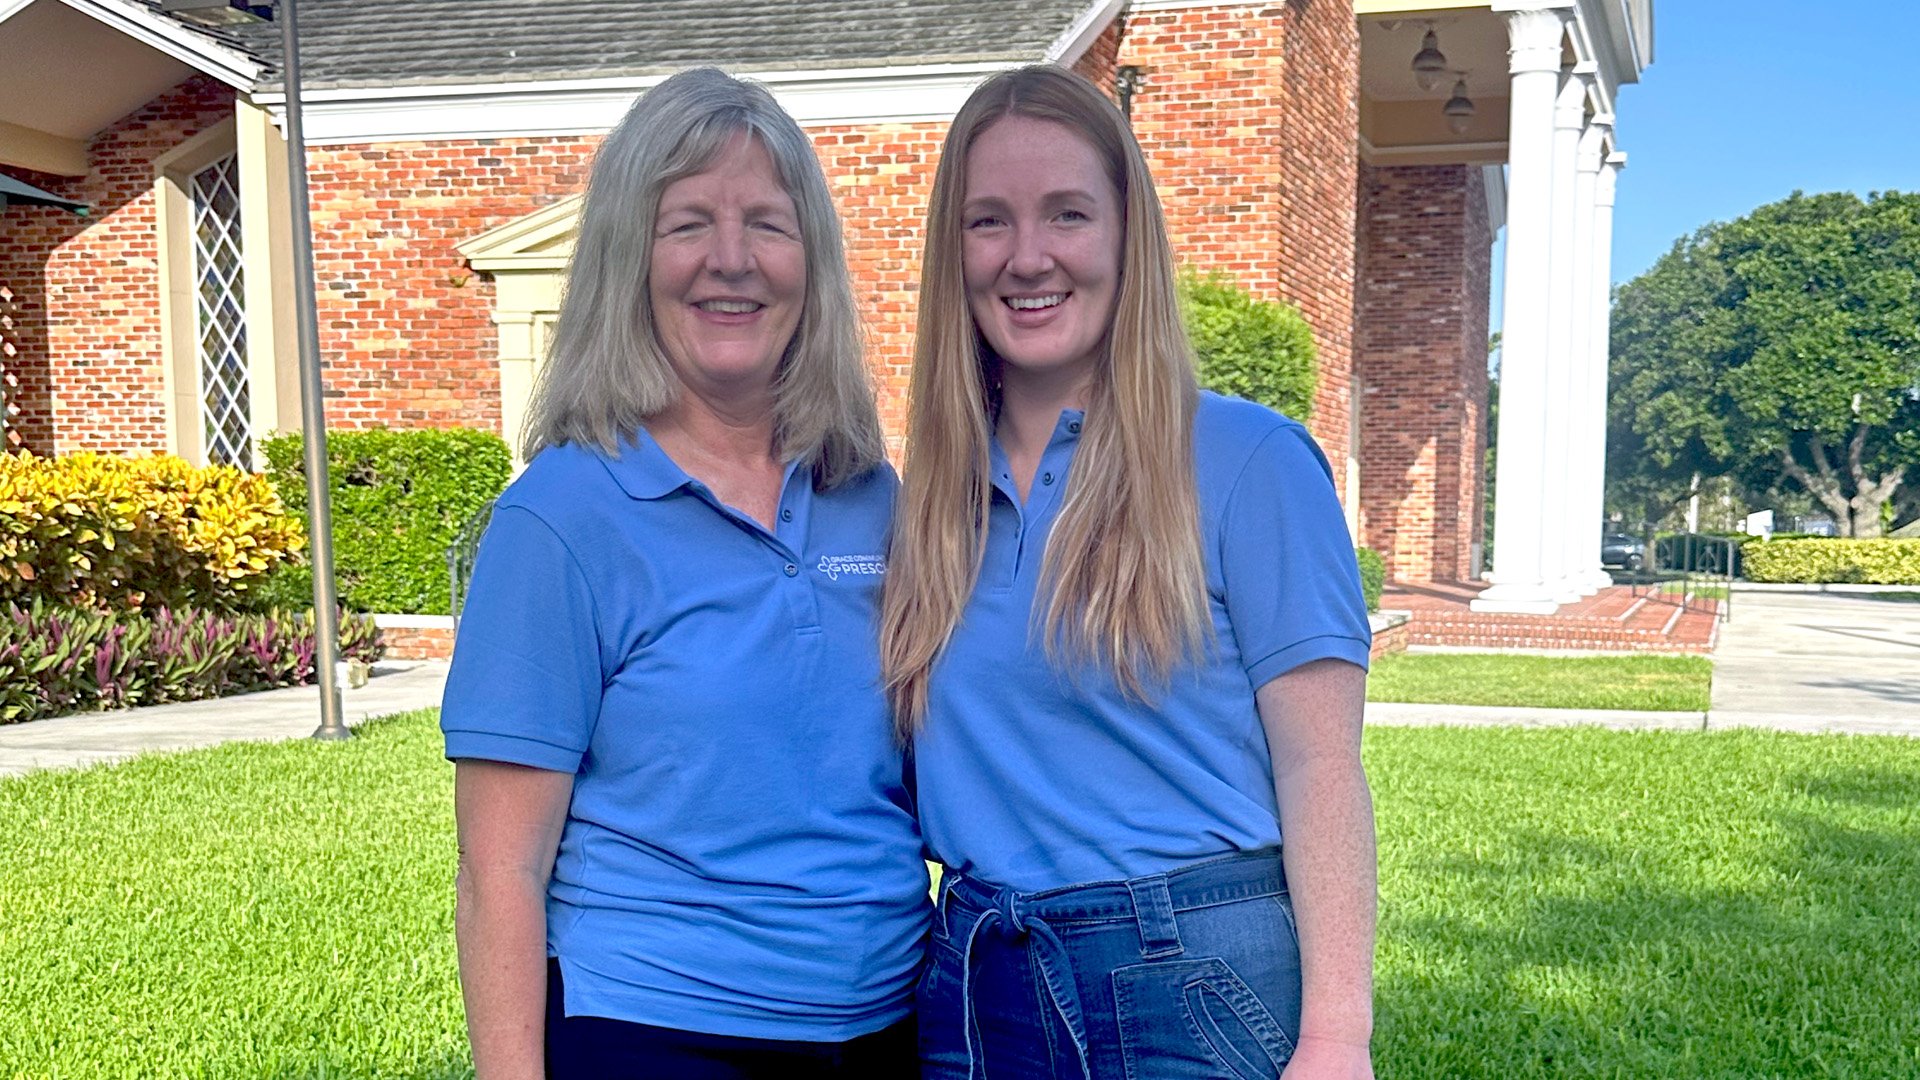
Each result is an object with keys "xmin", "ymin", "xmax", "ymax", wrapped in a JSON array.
[
  {"xmin": 880, "ymin": 65, "xmax": 1207, "ymax": 734},
  {"xmin": 522, "ymin": 67, "xmax": 883, "ymax": 489}
]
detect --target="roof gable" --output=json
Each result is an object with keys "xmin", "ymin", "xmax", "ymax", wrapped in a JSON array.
[{"xmin": 217, "ymin": 0, "xmax": 1108, "ymax": 93}]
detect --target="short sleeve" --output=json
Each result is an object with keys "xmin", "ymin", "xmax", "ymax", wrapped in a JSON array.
[
  {"xmin": 1220, "ymin": 423, "xmax": 1373, "ymax": 688},
  {"xmin": 440, "ymin": 505, "xmax": 604, "ymax": 772}
]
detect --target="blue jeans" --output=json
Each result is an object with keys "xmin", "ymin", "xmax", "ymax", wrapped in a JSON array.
[{"xmin": 918, "ymin": 850, "xmax": 1302, "ymax": 1080}]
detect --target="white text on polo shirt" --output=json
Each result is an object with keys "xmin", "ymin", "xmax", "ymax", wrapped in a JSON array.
[{"xmin": 816, "ymin": 555, "xmax": 887, "ymax": 581}]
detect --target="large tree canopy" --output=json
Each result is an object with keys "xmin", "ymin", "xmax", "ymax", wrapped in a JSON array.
[{"xmin": 1609, "ymin": 190, "xmax": 1920, "ymax": 536}]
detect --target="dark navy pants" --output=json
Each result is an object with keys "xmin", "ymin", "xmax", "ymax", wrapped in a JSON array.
[
  {"xmin": 919, "ymin": 850, "xmax": 1302, "ymax": 1080},
  {"xmin": 544, "ymin": 959, "xmax": 918, "ymax": 1079}
]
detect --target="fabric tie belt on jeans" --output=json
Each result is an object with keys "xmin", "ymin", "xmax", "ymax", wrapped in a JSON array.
[{"xmin": 941, "ymin": 850, "xmax": 1287, "ymax": 1080}]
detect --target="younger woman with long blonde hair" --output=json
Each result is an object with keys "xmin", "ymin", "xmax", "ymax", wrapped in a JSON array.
[{"xmin": 882, "ymin": 66, "xmax": 1377, "ymax": 1080}]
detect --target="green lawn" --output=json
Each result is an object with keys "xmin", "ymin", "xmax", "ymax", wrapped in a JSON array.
[
  {"xmin": 4, "ymin": 715, "xmax": 1919, "ymax": 1078},
  {"xmin": 1368, "ymin": 652, "xmax": 1714, "ymax": 712},
  {"xmin": 1655, "ymin": 580, "xmax": 1731, "ymax": 601}
]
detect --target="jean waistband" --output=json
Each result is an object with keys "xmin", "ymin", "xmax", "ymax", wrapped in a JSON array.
[
  {"xmin": 940, "ymin": 847, "xmax": 1287, "ymax": 926},
  {"xmin": 937, "ymin": 849, "xmax": 1287, "ymax": 1080}
]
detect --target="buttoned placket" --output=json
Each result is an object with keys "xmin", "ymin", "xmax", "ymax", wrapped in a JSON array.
[
  {"xmin": 680, "ymin": 463, "xmax": 821, "ymax": 633},
  {"xmin": 986, "ymin": 411, "xmax": 1085, "ymax": 594}
]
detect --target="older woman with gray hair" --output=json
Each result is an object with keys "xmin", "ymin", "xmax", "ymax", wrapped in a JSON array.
[{"xmin": 439, "ymin": 68, "xmax": 927, "ymax": 1078}]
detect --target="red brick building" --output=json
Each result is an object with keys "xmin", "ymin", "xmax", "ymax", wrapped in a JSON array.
[{"xmin": 0, "ymin": 0, "xmax": 1652, "ymax": 592}]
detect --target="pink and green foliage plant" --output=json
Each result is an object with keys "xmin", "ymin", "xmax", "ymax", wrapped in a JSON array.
[{"xmin": 0, "ymin": 600, "xmax": 383, "ymax": 725}]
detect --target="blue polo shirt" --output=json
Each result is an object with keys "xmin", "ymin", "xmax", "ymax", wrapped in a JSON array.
[
  {"xmin": 913, "ymin": 392, "xmax": 1372, "ymax": 892},
  {"xmin": 440, "ymin": 433, "xmax": 929, "ymax": 1040}
]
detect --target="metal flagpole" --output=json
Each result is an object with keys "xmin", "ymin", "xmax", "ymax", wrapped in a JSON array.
[{"xmin": 279, "ymin": 0, "xmax": 349, "ymax": 740}]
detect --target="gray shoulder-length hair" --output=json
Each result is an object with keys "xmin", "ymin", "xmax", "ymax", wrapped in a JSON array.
[{"xmin": 522, "ymin": 66, "xmax": 883, "ymax": 489}]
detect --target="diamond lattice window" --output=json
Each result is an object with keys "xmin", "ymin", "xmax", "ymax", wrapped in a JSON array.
[{"xmin": 191, "ymin": 155, "xmax": 249, "ymax": 467}]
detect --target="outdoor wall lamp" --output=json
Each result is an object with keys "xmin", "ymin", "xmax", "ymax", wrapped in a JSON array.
[
  {"xmin": 1412, "ymin": 24, "xmax": 1449, "ymax": 91},
  {"xmin": 1116, "ymin": 65, "xmax": 1148, "ymax": 120}
]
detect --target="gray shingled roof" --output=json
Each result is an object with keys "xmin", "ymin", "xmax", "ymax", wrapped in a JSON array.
[{"xmin": 147, "ymin": 1, "xmax": 1105, "ymax": 93}]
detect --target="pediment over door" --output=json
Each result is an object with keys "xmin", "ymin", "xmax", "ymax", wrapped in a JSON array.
[
  {"xmin": 458, "ymin": 195, "xmax": 584, "ymax": 469},
  {"xmin": 457, "ymin": 194, "xmax": 582, "ymax": 274}
]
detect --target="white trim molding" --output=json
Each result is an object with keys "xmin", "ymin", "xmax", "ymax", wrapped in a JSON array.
[
  {"xmin": 251, "ymin": 62, "xmax": 1028, "ymax": 144},
  {"xmin": 1129, "ymin": 0, "xmax": 1260, "ymax": 12},
  {"xmin": 57, "ymin": 0, "xmax": 262, "ymax": 88},
  {"xmin": 1046, "ymin": 0, "xmax": 1125, "ymax": 63}
]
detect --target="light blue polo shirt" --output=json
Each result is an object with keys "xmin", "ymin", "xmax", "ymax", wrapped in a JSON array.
[
  {"xmin": 913, "ymin": 392, "xmax": 1372, "ymax": 892},
  {"xmin": 440, "ymin": 433, "xmax": 929, "ymax": 1040}
]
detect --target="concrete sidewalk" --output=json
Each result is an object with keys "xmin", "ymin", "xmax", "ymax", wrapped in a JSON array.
[
  {"xmin": 0, "ymin": 661, "xmax": 449, "ymax": 779},
  {"xmin": 1709, "ymin": 590, "xmax": 1920, "ymax": 736},
  {"xmin": 1366, "ymin": 701, "xmax": 1707, "ymax": 731}
]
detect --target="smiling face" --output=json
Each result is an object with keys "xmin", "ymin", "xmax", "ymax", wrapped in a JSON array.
[
  {"xmin": 648, "ymin": 132, "xmax": 807, "ymax": 401},
  {"xmin": 960, "ymin": 115, "xmax": 1124, "ymax": 395}
]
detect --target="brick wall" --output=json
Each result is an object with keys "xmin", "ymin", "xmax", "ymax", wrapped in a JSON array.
[
  {"xmin": 1355, "ymin": 162, "xmax": 1491, "ymax": 582},
  {"xmin": 809, "ymin": 123, "xmax": 948, "ymax": 450},
  {"xmin": 9, "ymin": 7, "xmax": 1370, "ymax": 508},
  {"xmin": 303, "ymin": 140, "xmax": 598, "ymax": 432},
  {"xmin": 0, "ymin": 76, "xmax": 235, "ymax": 455},
  {"xmin": 1119, "ymin": 0, "xmax": 1360, "ymax": 493}
]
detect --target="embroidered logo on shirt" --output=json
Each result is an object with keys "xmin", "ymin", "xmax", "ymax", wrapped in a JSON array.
[{"xmin": 816, "ymin": 554, "xmax": 887, "ymax": 581}]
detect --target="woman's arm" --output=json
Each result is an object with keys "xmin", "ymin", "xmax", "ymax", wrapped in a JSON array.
[
  {"xmin": 454, "ymin": 759, "xmax": 574, "ymax": 1080},
  {"xmin": 1257, "ymin": 657, "xmax": 1376, "ymax": 1080}
]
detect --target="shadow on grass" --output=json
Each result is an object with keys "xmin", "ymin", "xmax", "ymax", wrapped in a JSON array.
[{"xmin": 1374, "ymin": 767, "xmax": 1920, "ymax": 1078}]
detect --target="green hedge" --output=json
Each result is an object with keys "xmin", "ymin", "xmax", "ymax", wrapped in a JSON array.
[
  {"xmin": 1742, "ymin": 538, "xmax": 1920, "ymax": 584},
  {"xmin": 262, "ymin": 429, "xmax": 511, "ymax": 615},
  {"xmin": 1180, "ymin": 271, "xmax": 1318, "ymax": 420},
  {"xmin": 1357, "ymin": 547, "xmax": 1385, "ymax": 613}
]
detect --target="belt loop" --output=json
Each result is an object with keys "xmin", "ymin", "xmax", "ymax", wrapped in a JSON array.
[{"xmin": 1126, "ymin": 874, "xmax": 1183, "ymax": 959}]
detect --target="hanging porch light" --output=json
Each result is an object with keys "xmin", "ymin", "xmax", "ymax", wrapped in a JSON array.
[
  {"xmin": 1443, "ymin": 77, "xmax": 1476, "ymax": 135},
  {"xmin": 1412, "ymin": 26, "xmax": 1449, "ymax": 91}
]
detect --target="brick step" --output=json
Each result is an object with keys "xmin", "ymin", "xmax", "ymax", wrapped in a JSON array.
[{"xmin": 1402, "ymin": 624, "xmax": 1713, "ymax": 653}]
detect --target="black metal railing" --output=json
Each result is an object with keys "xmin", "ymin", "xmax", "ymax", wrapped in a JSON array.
[
  {"xmin": 447, "ymin": 498, "xmax": 497, "ymax": 630},
  {"xmin": 1625, "ymin": 531, "xmax": 1734, "ymax": 624}
]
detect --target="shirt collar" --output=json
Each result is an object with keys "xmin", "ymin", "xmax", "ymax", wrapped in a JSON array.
[
  {"xmin": 600, "ymin": 427, "xmax": 809, "ymax": 503},
  {"xmin": 600, "ymin": 428, "xmax": 694, "ymax": 501}
]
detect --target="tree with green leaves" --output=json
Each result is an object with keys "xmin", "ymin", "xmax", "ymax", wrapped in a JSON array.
[{"xmin": 1609, "ymin": 190, "xmax": 1920, "ymax": 537}]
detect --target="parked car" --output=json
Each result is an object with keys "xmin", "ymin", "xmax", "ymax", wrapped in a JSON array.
[{"xmin": 1601, "ymin": 533, "xmax": 1647, "ymax": 571}]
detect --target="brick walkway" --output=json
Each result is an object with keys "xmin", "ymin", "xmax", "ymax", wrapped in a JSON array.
[{"xmin": 1380, "ymin": 581, "xmax": 1720, "ymax": 652}]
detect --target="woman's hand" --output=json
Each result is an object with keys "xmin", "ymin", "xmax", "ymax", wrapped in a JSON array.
[{"xmin": 454, "ymin": 759, "xmax": 573, "ymax": 1080}]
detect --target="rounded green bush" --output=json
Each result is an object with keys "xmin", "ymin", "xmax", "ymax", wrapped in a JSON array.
[
  {"xmin": 1356, "ymin": 546, "xmax": 1386, "ymax": 613},
  {"xmin": 1179, "ymin": 271, "xmax": 1318, "ymax": 420}
]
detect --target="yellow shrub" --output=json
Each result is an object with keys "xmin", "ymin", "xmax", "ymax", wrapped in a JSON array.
[{"xmin": 0, "ymin": 453, "xmax": 304, "ymax": 611}]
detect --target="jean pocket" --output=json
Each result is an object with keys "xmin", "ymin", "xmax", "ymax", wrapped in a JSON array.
[{"xmin": 1113, "ymin": 956, "xmax": 1295, "ymax": 1080}]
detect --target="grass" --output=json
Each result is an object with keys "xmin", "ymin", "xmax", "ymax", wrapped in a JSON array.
[
  {"xmin": 1655, "ymin": 579, "xmax": 1731, "ymax": 601},
  {"xmin": 5, "ymin": 715, "xmax": 1919, "ymax": 1077},
  {"xmin": 1367, "ymin": 726, "xmax": 1920, "ymax": 1078},
  {"xmin": 1857, "ymin": 590, "xmax": 1920, "ymax": 604},
  {"xmin": 0, "ymin": 710, "xmax": 469, "ymax": 1080},
  {"xmin": 1367, "ymin": 652, "xmax": 1714, "ymax": 712}
]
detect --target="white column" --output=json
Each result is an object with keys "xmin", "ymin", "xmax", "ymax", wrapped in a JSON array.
[
  {"xmin": 1566, "ymin": 113, "xmax": 1609, "ymax": 593},
  {"xmin": 1474, "ymin": 7, "xmax": 1571, "ymax": 615},
  {"xmin": 1539, "ymin": 64, "xmax": 1592, "ymax": 604},
  {"xmin": 1581, "ymin": 151, "xmax": 1625, "ymax": 588}
]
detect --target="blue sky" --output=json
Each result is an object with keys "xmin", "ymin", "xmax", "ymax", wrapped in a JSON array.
[
  {"xmin": 1487, "ymin": 2, "xmax": 1918, "ymax": 342},
  {"xmin": 1605, "ymin": 0, "xmax": 1920, "ymax": 284}
]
